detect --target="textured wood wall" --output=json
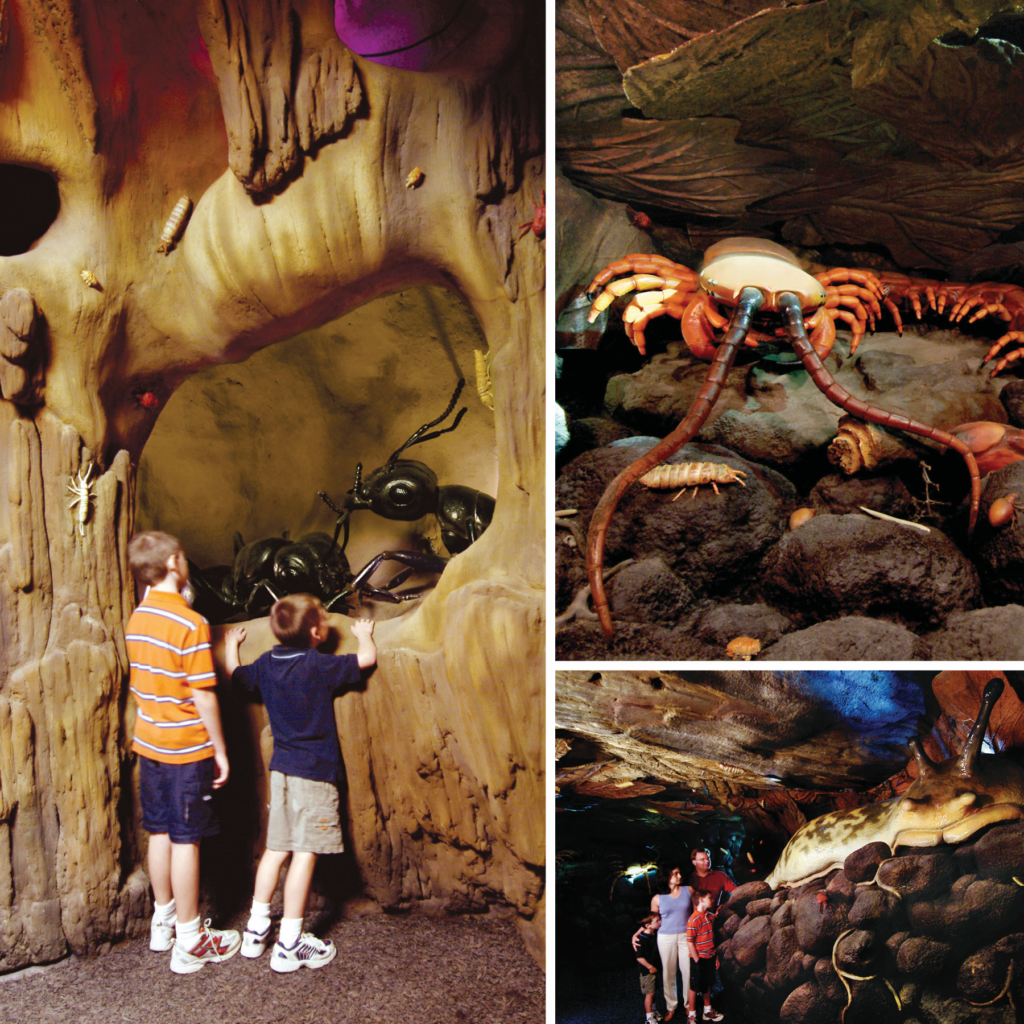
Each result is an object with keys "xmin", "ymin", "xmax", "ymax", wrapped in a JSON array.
[{"xmin": 0, "ymin": 0, "xmax": 544, "ymax": 969}]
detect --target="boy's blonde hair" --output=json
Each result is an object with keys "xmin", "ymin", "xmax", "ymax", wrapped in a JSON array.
[
  {"xmin": 270, "ymin": 593, "xmax": 326, "ymax": 648},
  {"xmin": 128, "ymin": 531, "xmax": 182, "ymax": 586}
]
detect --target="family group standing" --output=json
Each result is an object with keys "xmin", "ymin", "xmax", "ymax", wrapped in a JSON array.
[{"xmin": 633, "ymin": 849, "xmax": 736, "ymax": 1021}]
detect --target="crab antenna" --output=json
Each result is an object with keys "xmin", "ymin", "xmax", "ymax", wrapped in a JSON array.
[
  {"xmin": 587, "ymin": 287, "xmax": 763, "ymax": 638},
  {"xmin": 386, "ymin": 378, "xmax": 467, "ymax": 466},
  {"xmin": 955, "ymin": 677, "xmax": 1004, "ymax": 776}
]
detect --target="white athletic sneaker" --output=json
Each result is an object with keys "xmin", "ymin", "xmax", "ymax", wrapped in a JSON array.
[
  {"xmin": 241, "ymin": 921, "xmax": 271, "ymax": 958},
  {"xmin": 149, "ymin": 915, "xmax": 175, "ymax": 952},
  {"xmin": 270, "ymin": 932, "xmax": 337, "ymax": 973},
  {"xmin": 169, "ymin": 920, "xmax": 242, "ymax": 974}
]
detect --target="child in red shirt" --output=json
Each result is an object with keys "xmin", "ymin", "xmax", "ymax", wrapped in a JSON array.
[{"xmin": 685, "ymin": 889, "xmax": 723, "ymax": 1021}]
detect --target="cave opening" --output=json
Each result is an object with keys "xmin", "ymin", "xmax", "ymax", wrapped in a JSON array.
[
  {"xmin": 135, "ymin": 284, "xmax": 498, "ymax": 623},
  {"xmin": 0, "ymin": 164, "xmax": 60, "ymax": 256}
]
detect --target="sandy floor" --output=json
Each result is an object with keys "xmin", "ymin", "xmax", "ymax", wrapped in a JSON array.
[{"xmin": 2, "ymin": 911, "xmax": 544, "ymax": 1024}]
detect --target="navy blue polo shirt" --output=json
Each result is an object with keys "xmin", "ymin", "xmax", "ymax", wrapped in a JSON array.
[{"xmin": 232, "ymin": 647, "xmax": 362, "ymax": 783}]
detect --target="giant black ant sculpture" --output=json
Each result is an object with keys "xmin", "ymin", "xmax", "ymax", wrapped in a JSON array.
[
  {"xmin": 318, "ymin": 377, "xmax": 495, "ymax": 558},
  {"xmin": 187, "ymin": 380, "xmax": 495, "ymax": 624}
]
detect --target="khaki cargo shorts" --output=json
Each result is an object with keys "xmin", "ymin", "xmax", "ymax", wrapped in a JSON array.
[{"xmin": 266, "ymin": 771, "xmax": 345, "ymax": 854}]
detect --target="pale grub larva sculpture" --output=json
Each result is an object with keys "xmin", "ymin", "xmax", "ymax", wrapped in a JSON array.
[
  {"xmin": 638, "ymin": 461, "xmax": 746, "ymax": 500},
  {"xmin": 157, "ymin": 196, "xmax": 192, "ymax": 254}
]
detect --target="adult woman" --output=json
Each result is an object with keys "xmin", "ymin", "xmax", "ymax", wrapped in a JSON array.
[{"xmin": 650, "ymin": 866, "xmax": 693, "ymax": 1020}]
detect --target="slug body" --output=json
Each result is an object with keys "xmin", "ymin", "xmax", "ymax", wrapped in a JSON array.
[{"xmin": 766, "ymin": 679, "xmax": 1024, "ymax": 888}]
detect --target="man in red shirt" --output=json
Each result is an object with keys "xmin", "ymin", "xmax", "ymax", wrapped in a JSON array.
[{"xmin": 688, "ymin": 848, "xmax": 736, "ymax": 906}]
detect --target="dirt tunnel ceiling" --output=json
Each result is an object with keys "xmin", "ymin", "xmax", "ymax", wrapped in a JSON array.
[{"xmin": 556, "ymin": 670, "xmax": 1024, "ymax": 875}]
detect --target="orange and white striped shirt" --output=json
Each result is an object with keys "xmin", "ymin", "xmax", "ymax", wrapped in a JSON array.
[{"xmin": 126, "ymin": 590, "xmax": 217, "ymax": 764}]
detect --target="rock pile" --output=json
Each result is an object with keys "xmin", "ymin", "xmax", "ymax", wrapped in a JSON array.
[
  {"xmin": 556, "ymin": 329, "xmax": 1024, "ymax": 660},
  {"xmin": 714, "ymin": 824, "xmax": 1024, "ymax": 1024}
]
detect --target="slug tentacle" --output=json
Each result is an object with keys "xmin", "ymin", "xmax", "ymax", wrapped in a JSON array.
[{"xmin": 955, "ymin": 676, "xmax": 1002, "ymax": 777}]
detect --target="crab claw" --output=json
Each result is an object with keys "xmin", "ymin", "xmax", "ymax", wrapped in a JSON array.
[
  {"xmin": 950, "ymin": 421, "xmax": 1024, "ymax": 474},
  {"xmin": 681, "ymin": 294, "xmax": 729, "ymax": 361}
]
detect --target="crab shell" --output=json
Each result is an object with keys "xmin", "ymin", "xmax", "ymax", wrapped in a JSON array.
[
  {"xmin": 765, "ymin": 678, "xmax": 1024, "ymax": 889},
  {"xmin": 700, "ymin": 237, "xmax": 827, "ymax": 314}
]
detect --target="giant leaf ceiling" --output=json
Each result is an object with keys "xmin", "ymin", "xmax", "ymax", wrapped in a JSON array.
[{"xmin": 557, "ymin": 0, "xmax": 1024, "ymax": 273}]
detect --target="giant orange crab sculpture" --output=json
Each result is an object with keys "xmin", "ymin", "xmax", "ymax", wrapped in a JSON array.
[{"xmin": 583, "ymin": 237, "xmax": 999, "ymax": 640}]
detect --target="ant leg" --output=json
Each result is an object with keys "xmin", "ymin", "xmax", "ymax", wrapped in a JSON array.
[{"xmin": 348, "ymin": 551, "xmax": 448, "ymax": 603}]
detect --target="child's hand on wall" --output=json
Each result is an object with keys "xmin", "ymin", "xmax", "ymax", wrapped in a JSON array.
[
  {"xmin": 224, "ymin": 625, "xmax": 246, "ymax": 674},
  {"xmin": 351, "ymin": 618, "xmax": 377, "ymax": 668},
  {"xmin": 350, "ymin": 618, "xmax": 374, "ymax": 639}
]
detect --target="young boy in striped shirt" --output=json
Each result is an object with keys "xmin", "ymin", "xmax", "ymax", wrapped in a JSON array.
[
  {"xmin": 685, "ymin": 889, "xmax": 723, "ymax": 1022},
  {"xmin": 126, "ymin": 531, "xmax": 241, "ymax": 974}
]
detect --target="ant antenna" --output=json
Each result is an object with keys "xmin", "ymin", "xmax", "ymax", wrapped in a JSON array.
[{"xmin": 386, "ymin": 378, "xmax": 468, "ymax": 467}]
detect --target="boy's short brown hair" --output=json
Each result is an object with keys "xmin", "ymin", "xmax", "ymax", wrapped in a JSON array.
[
  {"xmin": 693, "ymin": 888, "xmax": 714, "ymax": 907},
  {"xmin": 270, "ymin": 594, "xmax": 326, "ymax": 647},
  {"xmin": 641, "ymin": 912, "xmax": 661, "ymax": 926},
  {"xmin": 128, "ymin": 531, "xmax": 182, "ymax": 586}
]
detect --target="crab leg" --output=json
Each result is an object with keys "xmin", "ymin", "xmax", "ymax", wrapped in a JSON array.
[
  {"xmin": 586, "ymin": 254, "xmax": 699, "ymax": 297},
  {"xmin": 985, "ymin": 332, "xmax": 1024, "ymax": 375},
  {"xmin": 586, "ymin": 287, "xmax": 764, "ymax": 639},
  {"xmin": 777, "ymin": 293, "xmax": 981, "ymax": 534}
]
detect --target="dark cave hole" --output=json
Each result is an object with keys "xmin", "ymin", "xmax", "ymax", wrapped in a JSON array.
[{"xmin": 0, "ymin": 164, "xmax": 60, "ymax": 256}]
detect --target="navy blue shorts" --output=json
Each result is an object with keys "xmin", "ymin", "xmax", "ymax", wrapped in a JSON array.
[
  {"xmin": 690, "ymin": 957, "xmax": 716, "ymax": 994},
  {"xmin": 140, "ymin": 757, "xmax": 220, "ymax": 844}
]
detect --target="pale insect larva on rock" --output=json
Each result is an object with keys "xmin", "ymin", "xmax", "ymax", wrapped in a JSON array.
[
  {"xmin": 157, "ymin": 196, "xmax": 192, "ymax": 254},
  {"xmin": 638, "ymin": 461, "xmax": 746, "ymax": 500},
  {"xmin": 474, "ymin": 349, "xmax": 494, "ymax": 410}
]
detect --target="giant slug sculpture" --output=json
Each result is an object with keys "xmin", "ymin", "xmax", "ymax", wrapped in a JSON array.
[{"xmin": 766, "ymin": 678, "xmax": 1024, "ymax": 889}]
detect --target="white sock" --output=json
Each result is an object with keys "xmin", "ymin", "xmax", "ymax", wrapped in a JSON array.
[
  {"xmin": 175, "ymin": 915, "xmax": 201, "ymax": 949},
  {"xmin": 153, "ymin": 899, "xmax": 176, "ymax": 925},
  {"xmin": 278, "ymin": 917, "xmax": 302, "ymax": 947},
  {"xmin": 247, "ymin": 899, "xmax": 272, "ymax": 932}
]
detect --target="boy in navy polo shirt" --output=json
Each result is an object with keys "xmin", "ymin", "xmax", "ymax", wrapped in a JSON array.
[
  {"xmin": 224, "ymin": 594, "xmax": 376, "ymax": 973},
  {"xmin": 635, "ymin": 911, "xmax": 663, "ymax": 1024}
]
